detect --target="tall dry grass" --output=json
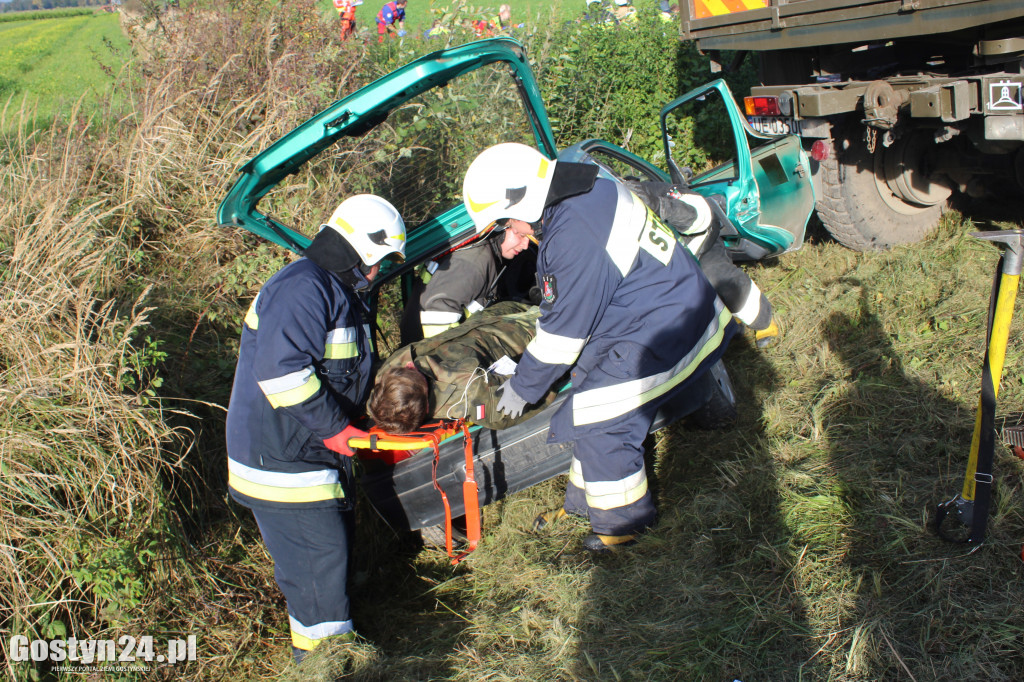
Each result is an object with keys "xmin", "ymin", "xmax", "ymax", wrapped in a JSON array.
[
  {"xmin": 0, "ymin": 99, "xmax": 189, "ymax": 648},
  {"xmin": 1, "ymin": 0, "xmax": 377, "ymax": 676}
]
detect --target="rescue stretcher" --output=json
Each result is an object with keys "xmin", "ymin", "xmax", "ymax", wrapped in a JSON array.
[{"xmin": 350, "ymin": 361, "xmax": 733, "ymax": 562}]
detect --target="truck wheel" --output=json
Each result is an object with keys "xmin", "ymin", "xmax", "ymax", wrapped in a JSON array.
[{"xmin": 817, "ymin": 128, "xmax": 950, "ymax": 251}]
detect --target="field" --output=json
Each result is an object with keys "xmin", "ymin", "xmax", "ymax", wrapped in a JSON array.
[
  {"xmin": 2, "ymin": 2, "xmax": 1024, "ymax": 681},
  {"xmin": 0, "ymin": 11, "xmax": 129, "ymax": 124}
]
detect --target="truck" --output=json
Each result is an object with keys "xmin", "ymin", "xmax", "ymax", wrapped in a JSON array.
[{"xmin": 680, "ymin": 0, "xmax": 1024, "ymax": 250}]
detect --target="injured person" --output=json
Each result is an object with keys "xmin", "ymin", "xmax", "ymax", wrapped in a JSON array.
[{"xmin": 367, "ymin": 300, "xmax": 560, "ymax": 433}]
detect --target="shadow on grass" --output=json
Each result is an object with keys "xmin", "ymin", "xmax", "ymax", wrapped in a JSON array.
[
  {"xmin": 816, "ymin": 283, "xmax": 1024, "ymax": 681},
  {"xmin": 565, "ymin": 337, "xmax": 821, "ymax": 679}
]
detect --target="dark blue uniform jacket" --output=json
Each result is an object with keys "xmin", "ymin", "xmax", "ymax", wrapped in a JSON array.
[
  {"xmin": 509, "ymin": 178, "xmax": 736, "ymax": 442},
  {"xmin": 225, "ymin": 258, "xmax": 373, "ymax": 510}
]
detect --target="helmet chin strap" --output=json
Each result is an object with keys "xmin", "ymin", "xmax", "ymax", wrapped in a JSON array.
[{"xmin": 486, "ymin": 226, "xmax": 506, "ymax": 258}]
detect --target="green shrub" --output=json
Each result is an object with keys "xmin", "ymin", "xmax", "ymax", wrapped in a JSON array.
[{"xmin": 535, "ymin": 10, "xmax": 703, "ymax": 160}]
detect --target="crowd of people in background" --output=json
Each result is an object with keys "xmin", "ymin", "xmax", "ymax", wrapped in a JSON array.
[
  {"xmin": 333, "ymin": 0, "xmax": 519, "ymax": 42},
  {"xmin": 332, "ymin": 0, "xmax": 678, "ymax": 42}
]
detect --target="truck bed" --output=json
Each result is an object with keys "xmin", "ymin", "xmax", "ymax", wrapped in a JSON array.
[{"xmin": 683, "ymin": 0, "xmax": 1024, "ymax": 52}]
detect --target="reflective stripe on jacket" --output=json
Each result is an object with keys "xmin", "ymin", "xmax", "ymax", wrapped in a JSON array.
[
  {"xmin": 225, "ymin": 258, "xmax": 373, "ymax": 509},
  {"xmin": 415, "ymin": 241, "xmax": 499, "ymax": 338},
  {"xmin": 510, "ymin": 177, "xmax": 736, "ymax": 442}
]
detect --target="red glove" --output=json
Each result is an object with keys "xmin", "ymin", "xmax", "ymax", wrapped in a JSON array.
[{"xmin": 323, "ymin": 424, "xmax": 368, "ymax": 457}]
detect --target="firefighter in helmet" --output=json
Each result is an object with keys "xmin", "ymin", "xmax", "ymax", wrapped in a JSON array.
[
  {"xmin": 225, "ymin": 194, "xmax": 405, "ymax": 661},
  {"xmin": 462, "ymin": 143, "xmax": 737, "ymax": 552}
]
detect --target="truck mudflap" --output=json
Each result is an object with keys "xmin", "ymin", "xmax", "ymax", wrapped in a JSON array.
[{"xmin": 358, "ymin": 362, "xmax": 727, "ymax": 532}]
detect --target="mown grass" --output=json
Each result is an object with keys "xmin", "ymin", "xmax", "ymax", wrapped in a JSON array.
[
  {"xmin": 295, "ymin": 215, "xmax": 1024, "ymax": 682},
  {"xmin": 2, "ymin": 0, "xmax": 1024, "ymax": 680}
]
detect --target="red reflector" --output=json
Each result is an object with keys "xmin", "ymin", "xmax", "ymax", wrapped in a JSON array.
[
  {"xmin": 744, "ymin": 96, "xmax": 781, "ymax": 116},
  {"xmin": 810, "ymin": 140, "xmax": 832, "ymax": 162}
]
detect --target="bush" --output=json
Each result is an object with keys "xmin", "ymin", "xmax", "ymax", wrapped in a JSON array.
[{"xmin": 535, "ymin": 9, "xmax": 708, "ymax": 161}]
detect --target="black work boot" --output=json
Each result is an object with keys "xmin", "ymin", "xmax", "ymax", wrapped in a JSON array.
[{"xmin": 582, "ymin": 532, "xmax": 640, "ymax": 554}]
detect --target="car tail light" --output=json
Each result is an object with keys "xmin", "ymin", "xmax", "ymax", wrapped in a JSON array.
[
  {"xmin": 744, "ymin": 96, "xmax": 781, "ymax": 116},
  {"xmin": 810, "ymin": 140, "xmax": 832, "ymax": 162}
]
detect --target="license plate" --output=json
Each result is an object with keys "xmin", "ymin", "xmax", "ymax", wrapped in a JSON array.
[{"xmin": 748, "ymin": 116, "xmax": 801, "ymax": 136}]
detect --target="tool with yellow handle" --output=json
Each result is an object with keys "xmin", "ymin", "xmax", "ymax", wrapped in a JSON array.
[{"xmin": 934, "ymin": 229, "xmax": 1023, "ymax": 545}]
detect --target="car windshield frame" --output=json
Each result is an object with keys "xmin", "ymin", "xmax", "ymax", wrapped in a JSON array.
[{"xmin": 216, "ymin": 38, "xmax": 557, "ymax": 270}]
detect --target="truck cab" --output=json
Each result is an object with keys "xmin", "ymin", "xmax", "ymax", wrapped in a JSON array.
[{"xmin": 679, "ymin": 0, "xmax": 1024, "ymax": 251}]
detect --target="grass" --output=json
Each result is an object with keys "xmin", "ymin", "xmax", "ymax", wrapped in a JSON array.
[
  {"xmin": 2, "ymin": 1, "xmax": 1024, "ymax": 680},
  {"xmin": 277, "ymin": 215, "xmax": 1024, "ymax": 682},
  {"xmin": 0, "ymin": 12, "xmax": 129, "ymax": 125}
]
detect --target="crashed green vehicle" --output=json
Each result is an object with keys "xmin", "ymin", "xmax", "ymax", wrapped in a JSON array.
[{"xmin": 216, "ymin": 38, "xmax": 814, "ymax": 539}]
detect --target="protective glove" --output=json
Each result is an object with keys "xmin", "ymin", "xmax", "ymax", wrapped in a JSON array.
[
  {"xmin": 397, "ymin": 29, "xmax": 407, "ymax": 36},
  {"xmin": 323, "ymin": 423, "xmax": 368, "ymax": 457},
  {"xmin": 496, "ymin": 380, "xmax": 528, "ymax": 419}
]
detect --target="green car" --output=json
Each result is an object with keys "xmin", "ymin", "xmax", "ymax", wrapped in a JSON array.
[{"xmin": 217, "ymin": 38, "xmax": 811, "ymax": 539}]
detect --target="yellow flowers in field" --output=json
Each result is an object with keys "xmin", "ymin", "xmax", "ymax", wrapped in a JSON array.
[
  {"xmin": 0, "ymin": 17, "xmax": 85, "ymax": 80},
  {"xmin": 1, "ymin": 14, "xmax": 126, "ymax": 123}
]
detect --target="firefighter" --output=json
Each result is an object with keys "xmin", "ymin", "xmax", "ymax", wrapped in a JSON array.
[
  {"xmin": 398, "ymin": 220, "xmax": 534, "ymax": 344},
  {"xmin": 462, "ymin": 143, "xmax": 737, "ymax": 553},
  {"xmin": 375, "ymin": 0, "xmax": 406, "ymax": 42},
  {"xmin": 334, "ymin": 0, "xmax": 357, "ymax": 40},
  {"xmin": 225, "ymin": 194, "xmax": 405, "ymax": 662},
  {"xmin": 627, "ymin": 180, "xmax": 780, "ymax": 348}
]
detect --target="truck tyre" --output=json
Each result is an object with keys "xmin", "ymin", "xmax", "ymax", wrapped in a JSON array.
[{"xmin": 817, "ymin": 127, "xmax": 948, "ymax": 251}]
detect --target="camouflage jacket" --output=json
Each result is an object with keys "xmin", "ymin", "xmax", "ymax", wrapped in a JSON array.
[{"xmin": 378, "ymin": 301, "xmax": 558, "ymax": 430}]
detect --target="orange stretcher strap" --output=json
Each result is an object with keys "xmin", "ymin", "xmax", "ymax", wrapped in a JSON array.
[{"xmin": 351, "ymin": 420, "xmax": 480, "ymax": 564}]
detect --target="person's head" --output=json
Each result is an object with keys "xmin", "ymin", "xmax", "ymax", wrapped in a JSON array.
[
  {"xmin": 499, "ymin": 4, "xmax": 511, "ymax": 21},
  {"xmin": 396, "ymin": 0, "xmax": 407, "ymax": 7},
  {"xmin": 323, "ymin": 194, "xmax": 406, "ymax": 281},
  {"xmin": 366, "ymin": 365, "xmax": 429, "ymax": 434},
  {"xmin": 492, "ymin": 219, "xmax": 535, "ymax": 258},
  {"xmin": 462, "ymin": 142, "xmax": 556, "ymax": 235}
]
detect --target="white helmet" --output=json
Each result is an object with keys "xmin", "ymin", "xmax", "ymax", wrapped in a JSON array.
[
  {"xmin": 462, "ymin": 143, "xmax": 556, "ymax": 234},
  {"xmin": 324, "ymin": 194, "xmax": 406, "ymax": 266}
]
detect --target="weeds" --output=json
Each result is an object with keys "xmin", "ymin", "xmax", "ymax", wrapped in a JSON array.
[{"xmin": 2, "ymin": 3, "xmax": 1024, "ymax": 681}]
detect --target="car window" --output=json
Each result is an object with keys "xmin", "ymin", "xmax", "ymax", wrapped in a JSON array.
[
  {"xmin": 579, "ymin": 146, "xmax": 665, "ymax": 184},
  {"xmin": 257, "ymin": 62, "xmax": 538, "ymax": 246},
  {"xmin": 662, "ymin": 88, "xmax": 742, "ymax": 187}
]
